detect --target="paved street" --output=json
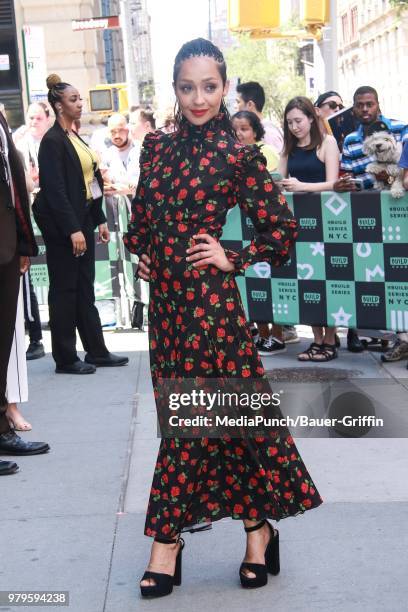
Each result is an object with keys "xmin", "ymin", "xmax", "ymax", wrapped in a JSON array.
[{"xmin": 1, "ymin": 328, "xmax": 408, "ymax": 612}]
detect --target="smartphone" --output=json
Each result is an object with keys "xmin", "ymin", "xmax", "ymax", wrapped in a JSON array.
[
  {"xmin": 349, "ymin": 178, "xmax": 364, "ymax": 190},
  {"xmin": 271, "ymin": 171, "xmax": 283, "ymax": 182}
]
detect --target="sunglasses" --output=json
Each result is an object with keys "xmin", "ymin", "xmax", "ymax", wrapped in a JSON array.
[{"xmin": 320, "ymin": 101, "xmax": 344, "ymax": 111}]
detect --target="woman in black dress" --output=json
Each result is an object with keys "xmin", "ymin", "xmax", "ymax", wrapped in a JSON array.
[{"xmin": 124, "ymin": 39, "xmax": 323, "ymax": 598}]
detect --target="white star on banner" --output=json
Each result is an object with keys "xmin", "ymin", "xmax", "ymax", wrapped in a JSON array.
[
  {"xmin": 330, "ymin": 306, "xmax": 353, "ymax": 326},
  {"xmin": 310, "ymin": 242, "xmax": 325, "ymax": 256}
]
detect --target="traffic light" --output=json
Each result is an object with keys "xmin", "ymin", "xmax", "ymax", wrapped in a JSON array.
[
  {"xmin": 300, "ymin": 0, "xmax": 330, "ymax": 25},
  {"xmin": 228, "ymin": 0, "xmax": 280, "ymax": 31}
]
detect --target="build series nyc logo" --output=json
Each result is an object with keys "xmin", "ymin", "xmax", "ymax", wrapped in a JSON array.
[
  {"xmin": 357, "ymin": 217, "xmax": 377, "ymax": 229},
  {"xmin": 361, "ymin": 295, "xmax": 380, "ymax": 307},
  {"xmin": 251, "ymin": 290, "xmax": 268, "ymax": 302},
  {"xmin": 299, "ymin": 217, "xmax": 317, "ymax": 229},
  {"xmin": 330, "ymin": 256, "xmax": 348, "ymax": 268},
  {"xmin": 303, "ymin": 292, "xmax": 321, "ymax": 304},
  {"xmin": 389, "ymin": 257, "xmax": 408, "ymax": 269}
]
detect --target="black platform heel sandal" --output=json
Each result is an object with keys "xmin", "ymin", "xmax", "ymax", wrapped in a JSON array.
[
  {"xmin": 140, "ymin": 535, "xmax": 185, "ymax": 598},
  {"xmin": 240, "ymin": 519, "xmax": 280, "ymax": 589}
]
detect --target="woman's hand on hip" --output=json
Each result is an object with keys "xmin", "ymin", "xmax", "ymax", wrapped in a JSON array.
[
  {"xmin": 186, "ymin": 234, "xmax": 234, "ymax": 272},
  {"xmin": 70, "ymin": 231, "xmax": 87, "ymax": 257},
  {"xmin": 137, "ymin": 254, "xmax": 151, "ymax": 281},
  {"xmin": 98, "ymin": 223, "xmax": 110, "ymax": 243}
]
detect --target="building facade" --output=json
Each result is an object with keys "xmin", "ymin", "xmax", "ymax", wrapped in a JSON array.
[
  {"xmin": 98, "ymin": 0, "xmax": 125, "ymax": 83},
  {"xmin": 337, "ymin": 0, "xmax": 408, "ymax": 118},
  {"xmin": 128, "ymin": 0, "xmax": 154, "ymax": 105},
  {"xmin": 7, "ymin": 0, "xmax": 127, "ymax": 125},
  {"xmin": 0, "ymin": 0, "xmax": 24, "ymax": 126}
]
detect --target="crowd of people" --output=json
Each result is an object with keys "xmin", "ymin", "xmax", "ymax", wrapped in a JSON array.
[{"xmin": 2, "ymin": 68, "xmax": 408, "ymax": 478}]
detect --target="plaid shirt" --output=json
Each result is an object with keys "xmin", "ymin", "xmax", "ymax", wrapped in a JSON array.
[{"xmin": 341, "ymin": 115, "xmax": 408, "ymax": 189}]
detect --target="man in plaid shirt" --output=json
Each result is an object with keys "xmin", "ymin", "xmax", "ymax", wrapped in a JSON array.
[{"xmin": 334, "ymin": 86, "xmax": 408, "ymax": 192}]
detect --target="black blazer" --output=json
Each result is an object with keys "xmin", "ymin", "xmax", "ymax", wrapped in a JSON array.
[
  {"xmin": 34, "ymin": 121, "xmax": 106, "ymax": 240},
  {"xmin": 0, "ymin": 112, "xmax": 37, "ymax": 264}
]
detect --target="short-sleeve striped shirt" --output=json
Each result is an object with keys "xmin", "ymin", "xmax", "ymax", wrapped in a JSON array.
[{"xmin": 340, "ymin": 115, "xmax": 408, "ymax": 189}]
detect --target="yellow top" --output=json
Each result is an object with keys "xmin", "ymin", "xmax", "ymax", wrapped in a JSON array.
[
  {"xmin": 68, "ymin": 134, "xmax": 99, "ymax": 199},
  {"xmin": 258, "ymin": 142, "xmax": 279, "ymax": 172}
]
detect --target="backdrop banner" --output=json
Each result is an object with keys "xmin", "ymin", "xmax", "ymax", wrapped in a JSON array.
[
  {"xmin": 29, "ymin": 190, "xmax": 408, "ymax": 332},
  {"xmin": 220, "ymin": 190, "xmax": 408, "ymax": 331}
]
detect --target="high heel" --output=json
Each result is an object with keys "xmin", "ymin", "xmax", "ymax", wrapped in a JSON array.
[
  {"xmin": 140, "ymin": 535, "xmax": 184, "ymax": 598},
  {"xmin": 239, "ymin": 519, "xmax": 280, "ymax": 589}
]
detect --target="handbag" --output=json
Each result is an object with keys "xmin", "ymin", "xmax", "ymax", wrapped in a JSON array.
[{"xmin": 131, "ymin": 300, "xmax": 145, "ymax": 330}]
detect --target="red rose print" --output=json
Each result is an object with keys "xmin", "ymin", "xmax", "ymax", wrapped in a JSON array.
[
  {"xmin": 246, "ymin": 176, "xmax": 256, "ymax": 187},
  {"xmin": 195, "ymin": 190, "xmax": 206, "ymax": 201},
  {"xmin": 209, "ymin": 293, "xmax": 219, "ymax": 305},
  {"xmin": 301, "ymin": 482, "xmax": 309, "ymax": 494},
  {"xmin": 178, "ymin": 188, "xmax": 187, "ymax": 200},
  {"xmin": 233, "ymin": 504, "xmax": 243, "ymax": 513}
]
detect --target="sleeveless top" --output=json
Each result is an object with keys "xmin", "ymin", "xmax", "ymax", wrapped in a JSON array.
[{"xmin": 287, "ymin": 145, "xmax": 325, "ymax": 183}]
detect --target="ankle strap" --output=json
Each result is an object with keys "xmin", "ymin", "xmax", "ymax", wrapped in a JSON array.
[
  {"xmin": 154, "ymin": 535, "xmax": 184, "ymax": 545},
  {"xmin": 244, "ymin": 519, "xmax": 266, "ymax": 533}
]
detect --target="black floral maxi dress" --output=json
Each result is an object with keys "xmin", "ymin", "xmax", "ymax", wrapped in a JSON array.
[{"xmin": 123, "ymin": 114, "xmax": 323, "ymax": 539}]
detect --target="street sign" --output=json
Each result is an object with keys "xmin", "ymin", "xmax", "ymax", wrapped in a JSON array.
[
  {"xmin": 22, "ymin": 25, "xmax": 48, "ymax": 102},
  {"xmin": 72, "ymin": 16, "xmax": 120, "ymax": 31}
]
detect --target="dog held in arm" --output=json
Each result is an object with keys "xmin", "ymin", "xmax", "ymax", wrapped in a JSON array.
[{"xmin": 363, "ymin": 122, "xmax": 405, "ymax": 198}]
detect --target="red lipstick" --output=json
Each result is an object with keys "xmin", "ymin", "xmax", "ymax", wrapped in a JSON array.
[{"xmin": 191, "ymin": 109, "xmax": 208, "ymax": 117}]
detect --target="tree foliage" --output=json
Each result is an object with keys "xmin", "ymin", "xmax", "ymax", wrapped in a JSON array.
[{"xmin": 225, "ymin": 34, "xmax": 306, "ymax": 122}]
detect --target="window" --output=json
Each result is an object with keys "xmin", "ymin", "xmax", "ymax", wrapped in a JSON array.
[
  {"xmin": 342, "ymin": 13, "xmax": 349, "ymax": 44},
  {"xmin": 351, "ymin": 6, "xmax": 358, "ymax": 40}
]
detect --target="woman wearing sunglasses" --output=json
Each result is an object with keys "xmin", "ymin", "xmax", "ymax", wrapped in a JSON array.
[{"xmin": 314, "ymin": 91, "xmax": 344, "ymax": 119}]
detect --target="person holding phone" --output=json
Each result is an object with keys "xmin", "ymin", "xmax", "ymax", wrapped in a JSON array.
[
  {"xmin": 279, "ymin": 96, "xmax": 340, "ymax": 361},
  {"xmin": 34, "ymin": 74, "xmax": 128, "ymax": 374}
]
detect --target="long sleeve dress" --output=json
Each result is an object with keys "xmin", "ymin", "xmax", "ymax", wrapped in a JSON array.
[{"xmin": 124, "ymin": 113, "xmax": 323, "ymax": 539}]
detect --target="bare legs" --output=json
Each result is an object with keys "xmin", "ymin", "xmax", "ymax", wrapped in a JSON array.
[
  {"xmin": 6, "ymin": 403, "xmax": 32, "ymax": 431},
  {"xmin": 140, "ymin": 539, "xmax": 182, "ymax": 587}
]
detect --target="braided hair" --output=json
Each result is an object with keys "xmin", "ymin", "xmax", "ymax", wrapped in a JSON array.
[
  {"xmin": 46, "ymin": 73, "xmax": 72, "ymax": 115},
  {"xmin": 173, "ymin": 38, "xmax": 234, "ymax": 136}
]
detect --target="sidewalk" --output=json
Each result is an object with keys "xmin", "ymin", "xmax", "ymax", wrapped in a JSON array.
[{"xmin": 1, "ymin": 329, "xmax": 408, "ymax": 612}]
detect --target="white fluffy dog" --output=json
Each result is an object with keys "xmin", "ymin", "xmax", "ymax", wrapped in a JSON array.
[{"xmin": 363, "ymin": 130, "xmax": 405, "ymax": 198}]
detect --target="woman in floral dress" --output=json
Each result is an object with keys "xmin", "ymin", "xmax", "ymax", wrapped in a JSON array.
[{"xmin": 124, "ymin": 38, "xmax": 323, "ymax": 598}]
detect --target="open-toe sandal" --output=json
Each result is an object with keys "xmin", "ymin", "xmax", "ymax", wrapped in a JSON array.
[
  {"xmin": 297, "ymin": 342, "xmax": 323, "ymax": 361},
  {"xmin": 310, "ymin": 342, "xmax": 338, "ymax": 362}
]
